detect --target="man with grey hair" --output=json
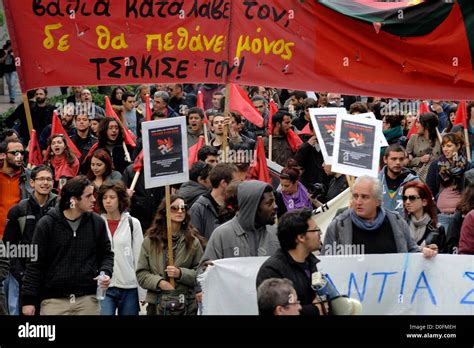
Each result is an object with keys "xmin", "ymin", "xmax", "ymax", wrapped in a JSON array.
[
  {"xmin": 322, "ymin": 176, "xmax": 437, "ymax": 257},
  {"xmin": 153, "ymin": 91, "xmax": 179, "ymax": 118},
  {"xmin": 257, "ymin": 278, "xmax": 301, "ymax": 316}
]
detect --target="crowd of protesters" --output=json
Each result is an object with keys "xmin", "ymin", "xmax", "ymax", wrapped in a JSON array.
[{"xmin": 1, "ymin": 83, "xmax": 474, "ymax": 316}]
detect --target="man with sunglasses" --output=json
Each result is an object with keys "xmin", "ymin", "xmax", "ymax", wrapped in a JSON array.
[
  {"xmin": 0, "ymin": 140, "xmax": 32, "ymax": 240},
  {"xmin": 3, "ymin": 165, "xmax": 57, "ymax": 315},
  {"xmin": 257, "ymin": 208, "xmax": 326, "ymax": 315}
]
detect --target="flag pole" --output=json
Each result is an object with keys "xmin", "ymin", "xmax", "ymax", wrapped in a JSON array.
[
  {"xmin": 223, "ymin": 84, "xmax": 231, "ymax": 163},
  {"xmin": 129, "ymin": 171, "xmax": 140, "ymax": 191},
  {"xmin": 22, "ymin": 93, "xmax": 34, "ymax": 135},
  {"xmin": 165, "ymin": 185, "xmax": 175, "ymax": 287},
  {"xmin": 203, "ymin": 123, "xmax": 210, "ymax": 145},
  {"xmin": 465, "ymin": 129, "xmax": 471, "ymax": 162},
  {"xmin": 268, "ymin": 135, "xmax": 273, "ymax": 161},
  {"xmin": 123, "ymin": 141, "xmax": 131, "ymax": 162}
]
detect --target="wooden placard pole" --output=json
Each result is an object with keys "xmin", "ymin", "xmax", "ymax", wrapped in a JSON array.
[
  {"xmin": 222, "ymin": 84, "xmax": 231, "ymax": 163},
  {"xmin": 165, "ymin": 185, "xmax": 175, "ymax": 287}
]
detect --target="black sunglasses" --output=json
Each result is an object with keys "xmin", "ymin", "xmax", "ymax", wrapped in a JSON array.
[
  {"xmin": 7, "ymin": 150, "xmax": 25, "ymax": 156},
  {"xmin": 402, "ymin": 195, "xmax": 421, "ymax": 202}
]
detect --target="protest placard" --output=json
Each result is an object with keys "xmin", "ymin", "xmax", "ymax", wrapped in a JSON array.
[
  {"xmin": 141, "ymin": 118, "xmax": 189, "ymax": 189},
  {"xmin": 332, "ymin": 114, "xmax": 383, "ymax": 178},
  {"xmin": 309, "ymin": 107, "xmax": 347, "ymax": 164}
]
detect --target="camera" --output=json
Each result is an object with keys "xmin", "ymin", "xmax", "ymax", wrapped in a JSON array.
[{"xmin": 307, "ymin": 183, "xmax": 326, "ymax": 200}]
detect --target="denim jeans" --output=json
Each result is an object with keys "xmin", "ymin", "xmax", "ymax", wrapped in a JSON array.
[
  {"xmin": 3, "ymin": 273, "xmax": 20, "ymax": 315},
  {"xmin": 100, "ymin": 287, "xmax": 139, "ymax": 315},
  {"xmin": 437, "ymin": 213, "xmax": 454, "ymax": 235},
  {"xmin": 4, "ymin": 71, "xmax": 17, "ymax": 102}
]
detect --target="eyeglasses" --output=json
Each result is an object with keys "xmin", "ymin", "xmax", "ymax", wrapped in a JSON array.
[
  {"xmin": 307, "ymin": 228, "xmax": 322, "ymax": 234},
  {"xmin": 282, "ymin": 300, "xmax": 301, "ymax": 307},
  {"xmin": 402, "ymin": 195, "xmax": 421, "ymax": 202},
  {"xmin": 34, "ymin": 177, "xmax": 53, "ymax": 182},
  {"xmin": 170, "ymin": 205, "xmax": 187, "ymax": 212},
  {"xmin": 6, "ymin": 150, "xmax": 25, "ymax": 156}
]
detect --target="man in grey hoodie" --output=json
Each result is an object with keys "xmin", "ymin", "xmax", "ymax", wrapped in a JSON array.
[
  {"xmin": 378, "ymin": 144, "xmax": 418, "ymax": 216},
  {"xmin": 322, "ymin": 176, "xmax": 437, "ymax": 258},
  {"xmin": 199, "ymin": 180, "xmax": 280, "ymax": 261}
]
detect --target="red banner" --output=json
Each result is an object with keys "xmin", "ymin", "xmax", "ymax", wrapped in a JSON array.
[{"xmin": 4, "ymin": 1, "xmax": 474, "ymax": 99}]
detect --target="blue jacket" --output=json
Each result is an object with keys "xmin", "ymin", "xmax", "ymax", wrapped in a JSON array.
[{"xmin": 378, "ymin": 166, "xmax": 418, "ymax": 216}]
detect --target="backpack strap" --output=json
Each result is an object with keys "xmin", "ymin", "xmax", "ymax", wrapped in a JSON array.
[{"xmin": 128, "ymin": 216, "xmax": 134, "ymax": 245}]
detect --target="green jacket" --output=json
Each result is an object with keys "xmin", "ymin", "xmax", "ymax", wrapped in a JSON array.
[{"xmin": 136, "ymin": 234, "xmax": 203, "ymax": 304}]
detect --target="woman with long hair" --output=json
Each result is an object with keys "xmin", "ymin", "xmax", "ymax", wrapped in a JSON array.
[
  {"xmin": 45, "ymin": 134, "xmax": 79, "ymax": 189},
  {"xmin": 87, "ymin": 149, "xmax": 122, "ymax": 190},
  {"xmin": 402, "ymin": 181, "xmax": 446, "ymax": 252},
  {"xmin": 110, "ymin": 87, "xmax": 125, "ymax": 106},
  {"xmin": 446, "ymin": 182, "xmax": 474, "ymax": 254},
  {"xmin": 426, "ymin": 132, "xmax": 473, "ymax": 231},
  {"xmin": 136, "ymin": 195, "xmax": 203, "ymax": 315},
  {"xmin": 406, "ymin": 112, "xmax": 442, "ymax": 181},
  {"xmin": 96, "ymin": 117, "xmax": 134, "ymax": 173},
  {"xmin": 97, "ymin": 180, "xmax": 144, "ymax": 315}
]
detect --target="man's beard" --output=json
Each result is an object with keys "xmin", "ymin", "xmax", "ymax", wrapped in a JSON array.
[
  {"xmin": 6, "ymin": 157, "xmax": 21, "ymax": 170},
  {"xmin": 36, "ymin": 97, "xmax": 46, "ymax": 104}
]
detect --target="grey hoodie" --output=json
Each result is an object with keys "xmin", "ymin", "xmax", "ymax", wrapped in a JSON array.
[{"xmin": 199, "ymin": 181, "xmax": 280, "ymax": 262}]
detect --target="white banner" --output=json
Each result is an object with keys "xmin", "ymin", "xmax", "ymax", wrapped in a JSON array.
[
  {"xmin": 199, "ymin": 254, "xmax": 474, "ymax": 315},
  {"xmin": 312, "ymin": 188, "xmax": 350, "ymax": 237}
]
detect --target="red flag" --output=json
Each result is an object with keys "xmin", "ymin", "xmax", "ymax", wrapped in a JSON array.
[
  {"xmin": 51, "ymin": 111, "xmax": 82, "ymax": 158},
  {"xmin": 197, "ymin": 90, "xmax": 209, "ymax": 125},
  {"xmin": 247, "ymin": 136, "xmax": 271, "ymax": 184},
  {"xmin": 267, "ymin": 99, "xmax": 278, "ymax": 136},
  {"xmin": 145, "ymin": 95, "xmax": 152, "ymax": 122},
  {"xmin": 453, "ymin": 100, "xmax": 468, "ymax": 128},
  {"xmin": 28, "ymin": 129, "xmax": 43, "ymax": 167},
  {"xmin": 287, "ymin": 129, "xmax": 303, "ymax": 153},
  {"xmin": 133, "ymin": 150, "xmax": 144, "ymax": 173},
  {"xmin": 82, "ymin": 142, "xmax": 99, "ymax": 165},
  {"xmin": 229, "ymin": 84, "xmax": 263, "ymax": 128},
  {"xmin": 104, "ymin": 96, "xmax": 136, "ymax": 147},
  {"xmin": 299, "ymin": 123, "xmax": 313, "ymax": 136},
  {"xmin": 188, "ymin": 136, "xmax": 205, "ymax": 169},
  {"xmin": 407, "ymin": 101, "xmax": 430, "ymax": 138}
]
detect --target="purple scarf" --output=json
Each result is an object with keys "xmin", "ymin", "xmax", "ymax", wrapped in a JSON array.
[{"xmin": 281, "ymin": 183, "xmax": 312, "ymax": 211}]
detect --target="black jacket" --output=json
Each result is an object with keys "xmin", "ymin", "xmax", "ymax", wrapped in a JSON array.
[
  {"xmin": 446, "ymin": 211, "xmax": 463, "ymax": 254},
  {"xmin": 0, "ymin": 241, "xmax": 8, "ymax": 315},
  {"xmin": 256, "ymin": 248, "xmax": 320, "ymax": 315},
  {"xmin": 70, "ymin": 132, "xmax": 98, "ymax": 174},
  {"xmin": 3, "ymin": 193, "xmax": 57, "ymax": 282},
  {"xmin": 178, "ymin": 180, "xmax": 209, "ymax": 208},
  {"xmin": 21, "ymin": 207, "xmax": 114, "ymax": 305},
  {"xmin": 122, "ymin": 164, "xmax": 165, "ymax": 232},
  {"xmin": 295, "ymin": 141, "xmax": 329, "ymax": 191}
]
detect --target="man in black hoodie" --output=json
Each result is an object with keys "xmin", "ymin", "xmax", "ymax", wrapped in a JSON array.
[
  {"xmin": 21, "ymin": 176, "xmax": 114, "ymax": 315},
  {"xmin": 3, "ymin": 165, "xmax": 57, "ymax": 315},
  {"xmin": 256, "ymin": 208, "xmax": 326, "ymax": 316}
]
